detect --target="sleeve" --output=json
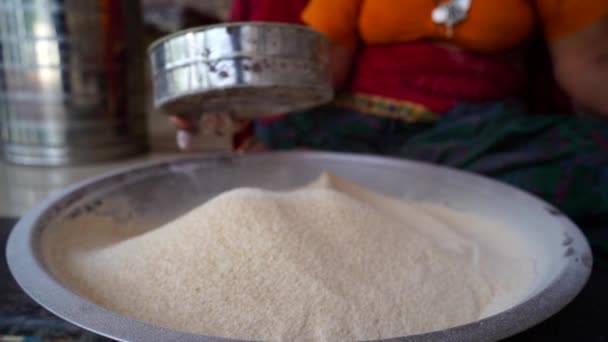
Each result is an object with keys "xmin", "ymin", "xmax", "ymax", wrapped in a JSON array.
[
  {"xmin": 534, "ymin": 0, "xmax": 608, "ymax": 42},
  {"xmin": 230, "ymin": 0, "xmax": 310, "ymax": 24},
  {"xmin": 301, "ymin": 0, "xmax": 364, "ymax": 47},
  {"xmin": 229, "ymin": 0, "xmax": 250, "ymax": 21}
]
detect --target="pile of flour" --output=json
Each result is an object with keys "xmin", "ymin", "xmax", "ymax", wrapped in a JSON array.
[{"xmin": 43, "ymin": 172, "xmax": 534, "ymax": 341}]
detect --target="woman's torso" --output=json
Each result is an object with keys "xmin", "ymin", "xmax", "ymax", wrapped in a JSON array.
[
  {"xmin": 336, "ymin": 0, "xmax": 568, "ymax": 114},
  {"xmin": 357, "ymin": 0, "xmax": 538, "ymax": 53}
]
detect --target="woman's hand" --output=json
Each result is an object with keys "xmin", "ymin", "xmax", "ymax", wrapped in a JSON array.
[
  {"xmin": 169, "ymin": 114, "xmax": 235, "ymax": 150},
  {"xmin": 330, "ymin": 43, "xmax": 357, "ymax": 90},
  {"xmin": 550, "ymin": 18, "xmax": 608, "ymax": 117},
  {"xmin": 168, "ymin": 114, "xmax": 265, "ymax": 152}
]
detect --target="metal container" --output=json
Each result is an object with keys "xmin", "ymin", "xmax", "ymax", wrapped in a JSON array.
[
  {"xmin": 149, "ymin": 22, "xmax": 333, "ymax": 120},
  {"xmin": 7, "ymin": 152, "xmax": 592, "ymax": 341},
  {"xmin": 0, "ymin": 0, "xmax": 147, "ymax": 166}
]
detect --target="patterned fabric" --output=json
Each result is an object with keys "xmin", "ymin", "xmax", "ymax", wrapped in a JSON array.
[
  {"xmin": 0, "ymin": 294, "xmax": 108, "ymax": 342},
  {"xmin": 255, "ymin": 100, "xmax": 608, "ymax": 223},
  {"xmin": 334, "ymin": 93, "xmax": 439, "ymax": 123}
]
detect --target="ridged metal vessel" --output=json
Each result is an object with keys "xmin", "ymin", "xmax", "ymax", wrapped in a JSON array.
[
  {"xmin": 0, "ymin": 0, "xmax": 147, "ymax": 166},
  {"xmin": 149, "ymin": 22, "xmax": 333, "ymax": 119}
]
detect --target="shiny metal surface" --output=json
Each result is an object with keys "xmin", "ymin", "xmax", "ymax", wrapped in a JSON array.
[
  {"xmin": 0, "ymin": 0, "xmax": 147, "ymax": 166},
  {"xmin": 7, "ymin": 152, "xmax": 592, "ymax": 341},
  {"xmin": 149, "ymin": 23, "xmax": 333, "ymax": 119}
]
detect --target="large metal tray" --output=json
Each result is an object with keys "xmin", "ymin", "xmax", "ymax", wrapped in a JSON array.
[{"xmin": 6, "ymin": 152, "xmax": 592, "ymax": 341}]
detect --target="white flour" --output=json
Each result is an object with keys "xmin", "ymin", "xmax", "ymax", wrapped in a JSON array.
[{"xmin": 43, "ymin": 172, "xmax": 534, "ymax": 341}]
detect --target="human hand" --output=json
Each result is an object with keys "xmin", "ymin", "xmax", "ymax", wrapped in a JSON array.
[
  {"xmin": 169, "ymin": 114, "xmax": 230, "ymax": 150},
  {"xmin": 168, "ymin": 113, "xmax": 265, "ymax": 152}
]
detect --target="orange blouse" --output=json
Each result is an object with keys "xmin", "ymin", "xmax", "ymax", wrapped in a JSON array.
[{"xmin": 302, "ymin": 0, "xmax": 608, "ymax": 52}]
